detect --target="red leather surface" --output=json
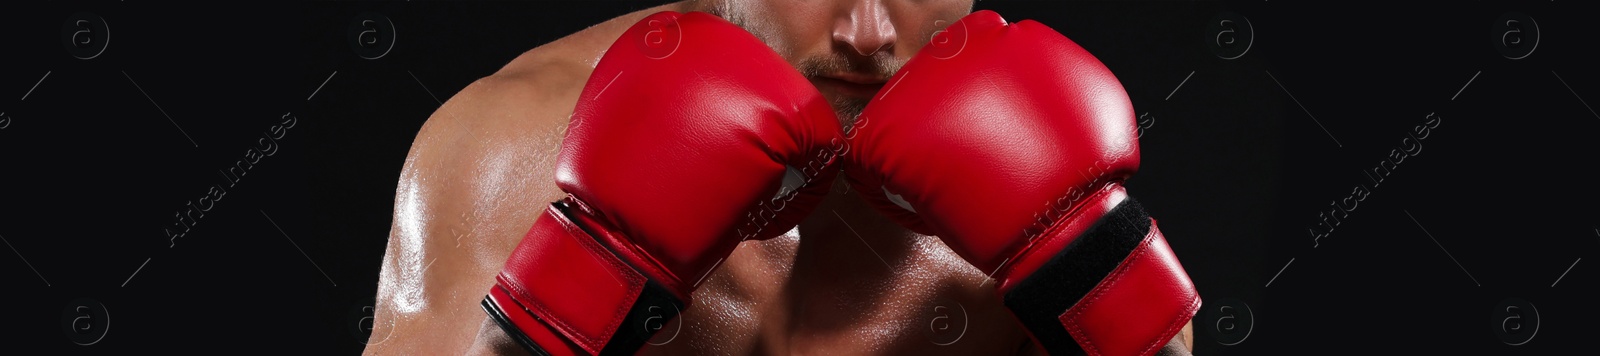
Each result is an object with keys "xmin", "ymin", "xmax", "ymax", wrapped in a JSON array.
[
  {"xmin": 488, "ymin": 10, "xmax": 842, "ymax": 355},
  {"xmin": 1060, "ymin": 226, "xmax": 1201, "ymax": 356},
  {"xmin": 559, "ymin": 10, "xmax": 840, "ymax": 291},
  {"xmin": 496, "ymin": 206, "xmax": 645, "ymax": 355},
  {"xmin": 487, "ymin": 286, "xmax": 586, "ymax": 356},
  {"xmin": 848, "ymin": 9, "xmax": 1139, "ymax": 275},
  {"xmin": 848, "ymin": 10, "xmax": 1196, "ymax": 354}
]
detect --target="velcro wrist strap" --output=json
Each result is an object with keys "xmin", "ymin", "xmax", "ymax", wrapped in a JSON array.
[
  {"xmin": 485, "ymin": 202, "xmax": 684, "ymax": 356},
  {"xmin": 1003, "ymin": 198, "xmax": 1201, "ymax": 356}
]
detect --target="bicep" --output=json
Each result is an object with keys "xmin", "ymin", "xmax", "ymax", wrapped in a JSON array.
[
  {"xmin": 365, "ymin": 83, "xmax": 515, "ymax": 354},
  {"xmin": 366, "ymin": 75, "xmax": 578, "ymax": 354},
  {"xmin": 365, "ymin": 144, "xmax": 479, "ymax": 354}
]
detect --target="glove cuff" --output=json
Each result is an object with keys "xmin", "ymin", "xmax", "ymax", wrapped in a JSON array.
[
  {"xmin": 484, "ymin": 201, "xmax": 685, "ymax": 356},
  {"xmin": 1001, "ymin": 195, "xmax": 1200, "ymax": 356}
]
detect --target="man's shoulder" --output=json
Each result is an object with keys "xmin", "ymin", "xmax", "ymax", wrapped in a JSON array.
[
  {"xmin": 445, "ymin": 45, "xmax": 591, "ymax": 123},
  {"xmin": 435, "ymin": 60, "xmax": 587, "ymax": 130},
  {"xmin": 405, "ymin": 48, "xmax": 594, "ymax": 164},
  {"xmin": 410, "ymin": 1, "xmax": 688, "ymax": 153},
  {"xmin": 401, "ymin": 71, "xmax": 569, "ymax": 173}
]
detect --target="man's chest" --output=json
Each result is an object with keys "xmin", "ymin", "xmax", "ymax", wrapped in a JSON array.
[{"xmin": 637, "ymin": 188, "xmax": 1032, "ymax": 354}]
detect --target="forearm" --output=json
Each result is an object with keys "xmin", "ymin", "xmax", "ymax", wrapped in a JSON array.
[
  {"xmin": 467, "ymin": 315, "xmax": 533, "ymax": 356},
  {"xmin": 1154, "ymin": 320, "xmax": 1194, "ymax": 356}
]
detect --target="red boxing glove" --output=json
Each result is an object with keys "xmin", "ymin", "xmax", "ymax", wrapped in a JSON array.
[
  {"xmin": 846, "ymin": 10, "xmax": 1200, "ymax": 356},
  {"xmin": 482, "ymin": 11, "xmax": 842, "ymax": 356}
]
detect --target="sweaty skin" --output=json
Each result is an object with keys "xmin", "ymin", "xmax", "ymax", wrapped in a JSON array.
[{"xmin": 366, "ymin": 1, "xmax": 1194, "ymax": 355}]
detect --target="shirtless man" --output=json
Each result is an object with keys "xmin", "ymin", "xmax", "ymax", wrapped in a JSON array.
[{"xmin": 365, "ymin": 1, "xmax": 1196, "ymax": 355}]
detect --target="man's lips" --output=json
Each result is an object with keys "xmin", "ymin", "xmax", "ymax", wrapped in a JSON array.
[{"xmin": 813, "ymin": 73, "xmax": 888, "ymax": 99}]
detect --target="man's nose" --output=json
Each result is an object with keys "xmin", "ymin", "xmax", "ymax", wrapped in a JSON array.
[{"xmin": 832, "ymin": 0, "xmax": 897, "ymax": 57}]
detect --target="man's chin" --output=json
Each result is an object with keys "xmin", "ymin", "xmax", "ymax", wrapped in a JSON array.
[
  {"xmin": 830, "ymin": 96, "xmax": 869, "ymax": 128},
  {"xmin": 809, "ymin": 82, "xmax": 873, "ymax": 127}
]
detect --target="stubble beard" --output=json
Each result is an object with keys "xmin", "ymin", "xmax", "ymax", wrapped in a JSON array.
[{"xmin": 702, "ymin": 0, "xmax": 905, "ymax": 127}]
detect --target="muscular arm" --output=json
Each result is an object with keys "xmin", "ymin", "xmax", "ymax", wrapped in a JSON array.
[
  {"xmin": 364, "ymin": 3, "xmax": 688, "ymax": 355},
  {"xmin": 363, "ymin": 71, "xmax": 578, "ymax": 355}
]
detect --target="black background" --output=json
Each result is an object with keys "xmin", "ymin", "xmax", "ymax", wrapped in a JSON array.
[{"xmin": 3, "ymin": 1, "xmax": 1595, "ymax": 354}]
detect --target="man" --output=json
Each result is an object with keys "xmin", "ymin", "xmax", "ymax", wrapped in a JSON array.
[{"xmin": 366, "ymin": 1, "xmax": 1197, "ymax": 355}]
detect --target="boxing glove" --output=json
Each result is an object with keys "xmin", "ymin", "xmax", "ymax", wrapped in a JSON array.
[
  {"xmin": 482, "ymin": 11, "xmax": 842, "ymax": 356},
  {"xmin": 845, "ymin": 10, "xmax": 1199, "ymax": 356}
]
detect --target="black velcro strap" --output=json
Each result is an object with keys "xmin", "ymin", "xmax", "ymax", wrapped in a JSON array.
[
  {"xmin": 1002, "ymin": 198, "xmax": 1151, "ymax": 356},
  {"xmin": 482, "ymin": 295, "xmax": 553, "ymax": 356},
  {"xmin": 482, "ymin": 280, "xmax": 682, "ymax": 356},
  {"xmin": 598, "ymin": 280, "xmax": 683, "ymax": 355}
]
